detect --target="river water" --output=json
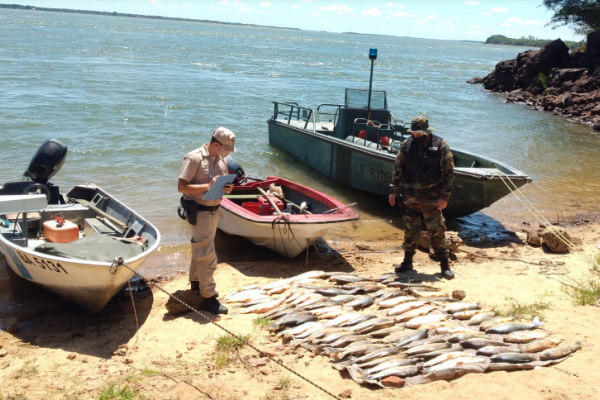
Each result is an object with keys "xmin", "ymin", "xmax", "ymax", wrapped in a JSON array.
[{"xmin": 1, "ymin": 9, "xmax": 600, "ymax": 320}]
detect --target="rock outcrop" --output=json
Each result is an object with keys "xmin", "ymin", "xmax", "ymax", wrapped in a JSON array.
[{"xmin": 470, "ymin": 32, "xmax": 600, "ymax": 131}]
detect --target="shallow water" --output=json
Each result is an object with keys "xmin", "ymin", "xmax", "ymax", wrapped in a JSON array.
[{"xmin": 1, "ymin": 9, "xmax": 600, "ymax": 321}]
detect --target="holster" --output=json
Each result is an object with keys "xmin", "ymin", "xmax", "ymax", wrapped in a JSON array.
[{"xmin": 178, "ymin": 197, "xmax": 198, "ymax": 226}]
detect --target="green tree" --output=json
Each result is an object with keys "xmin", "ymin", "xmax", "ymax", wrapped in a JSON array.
[{"xmin": 542, "ymin": 0, "xmax": 600, "ymax": 32}]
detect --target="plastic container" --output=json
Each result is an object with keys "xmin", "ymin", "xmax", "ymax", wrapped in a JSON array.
[
  {"xmin": 257, "ymin": 196, "xmax": 284, "ymax": 215},
  {"xmin": 241, "ymin": 202, "xmax": 261, "ymax": 215},
  {"xmin": 43, "ymin": 217, "xmax": 79, "ymax": 243}
]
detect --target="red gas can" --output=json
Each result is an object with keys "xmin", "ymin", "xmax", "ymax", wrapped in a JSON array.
[
  {"xmin": 257, "ymin": 196, "xmax": 284, "ymax": 215},
  {"xmin": 43, "ymin": 217, "xmax": 79, "ymax": 243}
]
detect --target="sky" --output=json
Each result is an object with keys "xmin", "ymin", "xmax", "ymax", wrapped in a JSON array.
[{"xmin": 5, "ymin": 0, "xmax": 583, "ymax": 42}]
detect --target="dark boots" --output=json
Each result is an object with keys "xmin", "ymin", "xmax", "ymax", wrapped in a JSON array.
[
  {"xmin": 191, "ymin": 281, "xmax": 218, "ymax": 298},
  {"xmin": 200, "ymin": 295, "xmax": 228, "ymax": 315},
  {"xmin": 395, "ymin": 250, "xmax": 415, "ymax": 273},
  {"xmin": 440, "ymin": 257, "xmax": 455, "ymax": 279}
]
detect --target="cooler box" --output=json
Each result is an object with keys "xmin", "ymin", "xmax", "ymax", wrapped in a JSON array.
[
  {"xmin": 241, "ymin": 202, "xmax": 261, "ymax": 214},
  {"xmin": 257, "ymin": 196, "xmax": 284, "ymax": 215},
  {"xmin": 43, "ymin": 217, "xmax": 79, "ymax": 243}
]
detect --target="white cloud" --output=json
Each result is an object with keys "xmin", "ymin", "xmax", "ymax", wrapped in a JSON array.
[
  {"xmin": 362, "ymin": 7, "xmax": 381, "ymax": 17},
  {"xmin": 182, "ymin": 3, "xmax": 189, "ymax": 6},
  {"xmin": 319, "ymin": 5, "xmax": 338, "ymax": 11},
  {"xmin": 502, "ymin": 17, "xmax": 542, "ymax": 27},
  {"xmin": 416, "ymin": 19, "xmax": 429, "ymax": 25},
  {"xmin": 149, "ymin": 0, "xmax": 160, "ymax": 5},
  {"xmin": 218, "ymin": 0, "xmax": 228, "ymax": 3},
  {"xmin": 468, "ymin": 30, "xmax": 483, "ymax": 34},
  {"xmin": 393, "ymin": 10, "xmax": 409, "ymax": 17},
  {"xmin": 292, "ymin": 5, "xmax": 299, "ymax": 9},
  {"xmin": 480, "ymin": 12, "xmax": 491, "ymax": 16},
  {"xmin": 260, "ymin": 1, "xmax": 271, "ymax": 7},
  {"xmin": 301, "ymin": 0, "xmax": 314, "ymax": 2},
  {"xmin": 387, "ymin": 2, "xmax": 394, "ymax": 6},
  {"xmin": 470, "ymin": 24, "xmax": 484, "ymax": 29},
  {"xmin": 465, "ymin": 1, "xmax": 479, "ymax": 4},
  {"xmin": 428, "ymin": 15, "xmax": 438, "ymax": 19},
  {"xmin": 338, "ymin": 5, "xmax": 353, "ymax": 13},
  {"xmin": 240, "ymin": 6, "xmax": 251, "ymax": 12},
  {"xmin": 491, "ymin": 6, "xmax": 508, "ymax": 13},
  {"xmin": 310, "ymin": 11, "xmax": 318, "ymax": 15}
]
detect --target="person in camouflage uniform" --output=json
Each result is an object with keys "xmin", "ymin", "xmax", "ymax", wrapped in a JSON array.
[{"xmin": 388, "ymin": 116, "xmax": 455, "ymax": 279}]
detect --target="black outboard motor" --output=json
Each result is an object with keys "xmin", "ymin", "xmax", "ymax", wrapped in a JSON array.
[
  {"xmin": 225, "ymin": 155, "xmax": 246, "ymax": 185},
  {"xmin": 0, "ymin": 139, "xmax": 67, "ymax": 204}
]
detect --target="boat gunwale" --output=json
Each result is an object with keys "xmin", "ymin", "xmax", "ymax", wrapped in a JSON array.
[
  {"xmin": 0, "ymin": 183, "xmax": 161, "ymax": 267},
  {"xmin": 267, "ymin": 119, "xmax": 530, "ymax": 181},
  {"xmin": 221, "ymin": 176, "xmax": 359, "ymax": 225}
]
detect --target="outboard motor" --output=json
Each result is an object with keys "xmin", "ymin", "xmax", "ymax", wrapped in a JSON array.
[
  {"xmin": 0, "ymin": 139, "xmax": 67, "ymax": 204},
  {"xmin": 225, "ymin": 155, "xmax": 246, "ymax": 185}
]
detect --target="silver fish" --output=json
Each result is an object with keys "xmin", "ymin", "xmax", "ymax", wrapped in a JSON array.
[
  {"xmin": 350, "ymin": 318, "xmax": 395, "ymax": 334},
  {"xmin": 423, "ymin": 351, "xmax": 474, "ymax": 367},
  {"xmin": 522, "ymin": 337, "xmax": 561, "ymax": 353},
  {"xmin": 504, "ymin": 330, "xmax": 551, "ymax": 344},
  {"xmin": 377, "ymin": 290, "xmax": 408, "ymax": 302},
  {"xmin": 327, "ymin": 335, "xmax": 370, "ymax": 349},
  {"xmin": 356, "ymin": 354, "xmax": 408, "ymax": 369},
  {"xmin": 270, "ymin": 313, "xmax": 317, "ymax": 331},
  {"xmin": 467, "ymin": 312, "xmax": 496, "ymax": 326},
  {"xmin": 330, "ymin": 295, "xmax": 360, "ymax": 304},
  {"xmin": 367, "ymin": 324, "xmax": 406, "ymax": 338},
  {"xmin": 405, "ymin": 342, "xmax": 452, "ymax": 356},
  {"xmin": 351, "ymin": 346, "xmax": 401, "ymax": 365},
  {"xmin": 329, "ymin": 275, "xmax": 370, "ymax": 284},
  {"xmin": 460, "ymin": 338, "xmax": 510, "ymax": 349},
  {"xmin": 480, "ymin": 316, "xmax": 516, "ymax": 331},
  {"xmin": 377, "ymin": 296, "xmax": 417, "ymax": 308},
  {"xmin": 386, "ymin": 301, "xmax": 430, "ymax": 316},
  {"xmin": 394, "ymin": 329, "xmax": 429, "ymax": 347},
  {"xmin": 443, "ymin": 303, "xmax": 481, "ymax": 314},
  {"xmin": 264, "ymin": 304, "xmax": 295, "ymax": 318},
  {"xmin": 365, "ymin": 359, "xmax": 416, "ymax": 375},
  {"xmin": 538, "ymin": 342, "xmax": 582, "ymax": 360},
  {"xmin": 316, "ymin": 288, "xmax": 362, "ymax": 296},
  {"xmin": 324, "ymin": 313, "xmax": 366, "ymax": 327},
  {"xmin": 337, "ymin": 314, "xmax": 378, "ymax": 328},
  {"xmin": 477, "ymin": 346, "xmax": 522, "ymax": 356},
  {"xmin": 336, "ymin": 344, "xmax": 388, "ymax": 360},
  {"xmin": 342, "ymin": 296, "xmax": 374, "ymax": 310},
  {"xmin": 452, "ymin": 308, "xmax": 492, "ymax": 320},
  {"xmin": 303, "ymin": 301, "xmax": 341, "ymax": 311},
  {"xmin": 302, "ymin": 327, "xmax": 346, "ymax": 342},
  {"xmin": 485, "ymin": 316, "xmax": 544, "ymax": 335},
  {"xmin": 277, "ymin": 321, "xmax": 322, "ymax": 337},
  {"xmin": 403, "ymin": 336, "xmax": 448, "ymax": 349},
  {"xmin": 448, "ymin": 333, "xmax": 490, "ymax": 343},
  {"xmin": 491, "ymin": 353, "xmax": 538, "ymax": 363},
  {"xmin": 423, "ymin": 356, "xmax": 487, "ymax": 373},
  {"xmin": 315, "ymin": 331, "xmax": 358, "ymax": 345},
  {"xmin": 365, "ymin": 365, "xmax": 421, "ymax": 380}
]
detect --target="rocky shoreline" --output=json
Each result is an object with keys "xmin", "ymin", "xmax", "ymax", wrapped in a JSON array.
[{"xmin": 469, "ymin": 32, "xmax": 600, "ymax": 131}]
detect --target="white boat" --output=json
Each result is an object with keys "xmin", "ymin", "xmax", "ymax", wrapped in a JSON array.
[
  {"xmin": 0, "ymin": 139, "xmax": 160, "ymax": 313},
  {"xmin": 218, "ymin": 170, "xmax": 358, "ymax": 258}
]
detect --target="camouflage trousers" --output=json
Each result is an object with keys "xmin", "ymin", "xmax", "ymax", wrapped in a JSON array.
[{"xmin": 401, "ymin": 190, "xmax": 448, "ymax": 256}]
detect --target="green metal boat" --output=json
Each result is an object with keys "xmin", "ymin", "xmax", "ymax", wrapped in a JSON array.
[{"xmin": 267, "ymin": 88, "xmax": 531, "ymax": 218}]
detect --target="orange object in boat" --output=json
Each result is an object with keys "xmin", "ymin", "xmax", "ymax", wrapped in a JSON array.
[{"xmin": 43, "ymin": 216, "xmax": 79, "ymax": 243}]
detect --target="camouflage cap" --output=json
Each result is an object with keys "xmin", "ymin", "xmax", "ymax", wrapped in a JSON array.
[{"xmin": 410, "ymin": 116, "xmax": 435, "ymax": 135}]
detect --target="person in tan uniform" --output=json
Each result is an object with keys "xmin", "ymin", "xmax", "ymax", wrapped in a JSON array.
[{"xmin": 178, "ymin": 127, "xmax": 236, "ymax": 315}]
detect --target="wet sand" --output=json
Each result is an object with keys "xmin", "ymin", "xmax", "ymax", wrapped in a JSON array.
[{"xmin": 1, "ymin": 216, "xmax": 599, "ymax": 399}]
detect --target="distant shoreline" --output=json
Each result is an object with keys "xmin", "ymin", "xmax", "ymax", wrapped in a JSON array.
[{"xmin": 0, "ymin": 3, "xmax": 301, "ymax": 31}]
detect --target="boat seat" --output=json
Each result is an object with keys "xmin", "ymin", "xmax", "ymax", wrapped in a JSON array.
[
  {"xmin": 225, "ymin": 194, "xmax": 261, "ymax": 200},
  {"xmin": 345, "ymin": 136, "xmax": 379, "ymax": 149}
]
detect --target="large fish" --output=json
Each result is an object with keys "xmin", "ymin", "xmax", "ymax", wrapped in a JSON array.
[
  {"xmin": 264, "ymin": 304, "xmax": 295, "ymax": 318},
  {"xmin": 364, "ymin": 359, "xmax": 416, "ymax": 375},
  {"xmin": 315, "ymin": 288, "xmax": 362, "ymax": 296},
  {"xmin": 297, "ymin": 295, "xmax": 329, "ymax": 308},
  {"xmin": 303, "ymin": 301, "xmax": 342, "ymax": 311},
  {"xmin": 452, "ymin": 309, "xmax": 492, "ymax": 320},
  {"xmin": 301, "ymin": 327, "xmax": 346, "ymax": 342},
  {"xmin": 442, "ymin": 303, "xmax": 481, "ymax": 314},
  {"xmin": 460, "ymin": 338, "xmax": 510, "ymax": 349},
  {"xmin": 315, "ymin": 331, "xmax": 358, "ymax": 345},
  {"xmin": 504, "ymin": 330, "xmax": 551, "ymax": 343},
  {"xmin": 277, "ymin": 321, "xmax": 322, "ymax": 337},
  {"xmin": 270, "ymin": 313, "xmax": 317, "ymax": 331},
  {"xmin": 317, "ymin": 309, "xmax": 347, "ymax": 320},
  {"xmin": 292, "ymin": 292, "xmax": 323, "ymax": 306},
  {"xmin": 420, "ymin": 320, "xmax": 458, "ymax": 331},
  {"xmin": 267, "ymin": 285, "xmax": 292, "ymax": 295},
  {"xmin": 225, "ymin": 291, "xmax": 270, "ymax": 303},
  {"xmin": 338, "ymin": 314, "xmax": 378, "ymax": 328},
  {"xmin": 403, "ymin": 336, "xmax": 448, "ymax": 349},
  {"xmin": 324, "ymin": 313, "xmax": 366, "ymax": 327},
  {"xmin": 522, "ymin": 337, "xmax": 561, "ymax": 353},
  {"xmin": 476, "ymin": 345, "xmax": 522, "ymax": 356},
  {"xmin": 351, "ymin": 346, "xmax": 401, "ymax": 365},
  {"xmin": 423, "ymin": 356, "xmax": 487, "ymax": 373},
  {"xmin": 342, "ymin": 296, "xmax": 375, "ymax": 310},
  {"xmin": 329, "ymin": 275, "xmax": 371, "ymax": 284},
  {"xmin": 336, "ymin": 344, "xmax": 388, "ymax": 360},
  {"xmin": 405, "ymin": 342, "xmax": 452, "ymax": 356},
  {"xmin": 351, "ymin": 318, "xmax": 395, "ymax": 334},
  {"xmin": 393, "ymin": 329, "xmax": 429, "ymax": 347},
  {"xmin": 329, "ymin": 295, "xmax": 360, "ymax": 304},
  {"xmin": 448, "ymin": 333, "xmax": 490, "ymax": 343},
  {"xmin": 238, "ymin": 297, "xmax": 278, "ymax": 308},
  {"xmin": 223, "ymin": 285, "xmax": 261, "ymax": 299},
  {"xmin": 285, "ymin": 289, "xmax": 316, "ymax": 304},
  {"xmin": 490, "ymin": 353, "xmax": 538, "ymax": 363},
  {"xmin": 364, "ymin": 365, "xmax": 421, "ymax": 380},
  {"xmin": 406, "ymin": 314, "xmax": 449, "ymax": 329},
  {"xmin": 480, "ymin": 316, "xmax": 516, "ymax": 331},
  {"xmin": 234, "ymin": 296, "xmax": 286, "ymax": 315},
  {"xmin": 485, "ymin": 316, "xmax": 544, "ymax": 335},
  {"xmin": 538, "ymin": 342, "xmax": 582, "ymax": 360},
  {"xmin": 393, "ymin": 306, "xmax": 437, "ymax": 322},
  {"xmin": 310, "ymin": 306, "xmax": 344, "ymax": 317},
  {"xmin": 377, "ymin": 296, "xmax": 417, "ymax": 308},
  {"xmin": 467, "ymin": 312, "xmax": 496, "ymax": 326},
  {"xmin": 408, "ymin": 288, "xmax": 448, "ymax": 298},
  {"xmin": 367, "ymin": 324, "xmax": 406, "ymax": 338},
  {"xmin": 376, "ymin": 289, "xmax": 408, "ymax": 301},
  {"xmin": 327, "ymin": 335, "xmax": 370, "ymax": 349},
  {"xmin": 387, "ymin": 301, "xmax": 430, "ymax": 316},
  {"xmin": 356, "ymin": 354, "xmax": 408, "ymax": 369},
  {"xmin": 423, "ymin": 351, "xmax": 474, "ymax": 367}
]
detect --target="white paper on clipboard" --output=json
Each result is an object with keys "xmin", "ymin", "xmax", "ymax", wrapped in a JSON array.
[{"xmin": 203, "ymin": 174, "xmax": 236, "ymax": 201}]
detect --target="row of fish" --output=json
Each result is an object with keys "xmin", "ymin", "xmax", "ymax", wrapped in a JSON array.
[{"xmin": 224, "ymin": 270, "xmax": 581, "ymax": 386}]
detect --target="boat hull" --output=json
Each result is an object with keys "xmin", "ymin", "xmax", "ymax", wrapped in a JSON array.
[{"xmin": 268, "ymin": 120, "xmax": 529, "ymax": 218}]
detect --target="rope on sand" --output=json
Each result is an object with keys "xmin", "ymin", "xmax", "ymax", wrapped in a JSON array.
[
  {"xmin": 115, "ymin": 260, "xmax": 341, "ymax": 400},
  {"xmin": 495, "ymin": 172, "xmax": 600, "ymax": 271}
]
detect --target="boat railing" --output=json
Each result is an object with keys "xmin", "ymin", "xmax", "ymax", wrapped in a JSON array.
[
  {"xmin": 316, "ymin": 103, "xmax": 343, "ymax": 127},
  {"xmin": 272, "ymin": 102, "xmax": 319, "ymax": 132}
]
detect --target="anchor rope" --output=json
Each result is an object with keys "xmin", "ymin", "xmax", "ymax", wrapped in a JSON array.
[
  {"xmin": 117, "ymin": 261, "xmax": 341, "ymax": 400},
  {"xmin": 495, "ymin": 172, "xmax": 600, "ymax": 270}
]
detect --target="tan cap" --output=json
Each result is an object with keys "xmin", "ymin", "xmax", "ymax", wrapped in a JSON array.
[
  {"xmin": 410, "ymin": 116, "xmax": 435, "ymax": 135},
  {"xmin": 212, "ymin": 127, "xmax": 236, "ymax": 152}
]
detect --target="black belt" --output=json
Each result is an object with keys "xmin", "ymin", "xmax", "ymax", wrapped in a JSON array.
[{"xmin": 197, "ymin": 203, "xmax": 220, "ymax": 212}]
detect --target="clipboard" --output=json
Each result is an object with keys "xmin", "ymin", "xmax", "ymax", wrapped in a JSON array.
[{"xmin": 203, "ymin": 174, "xmax": 236, "ymax": 201}]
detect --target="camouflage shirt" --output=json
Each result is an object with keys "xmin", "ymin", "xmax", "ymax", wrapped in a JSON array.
[{"xmin": 389, "ymin": 136, "xmax": 454, "ymax": 201}]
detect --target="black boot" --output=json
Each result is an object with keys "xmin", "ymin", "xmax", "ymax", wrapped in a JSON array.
[
  {"xmin": 440, "ymin": 257, "xmax": 455, "ymax": 279},
  {"xmin": 200, "ymin": 295, "xmax": 228, "ymax": 315},
  {"xmin": 190, "ymin": 281, "xmax": 199, "ymax": 293},
  {"xmin": 395, "ymin": 250, "xmax": 415, "ymax": 273}
]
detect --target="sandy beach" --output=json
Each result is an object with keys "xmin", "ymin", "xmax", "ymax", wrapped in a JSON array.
[{"xmin": 1, "ymin": 218, "xmax": 600, "ymax": 400}]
